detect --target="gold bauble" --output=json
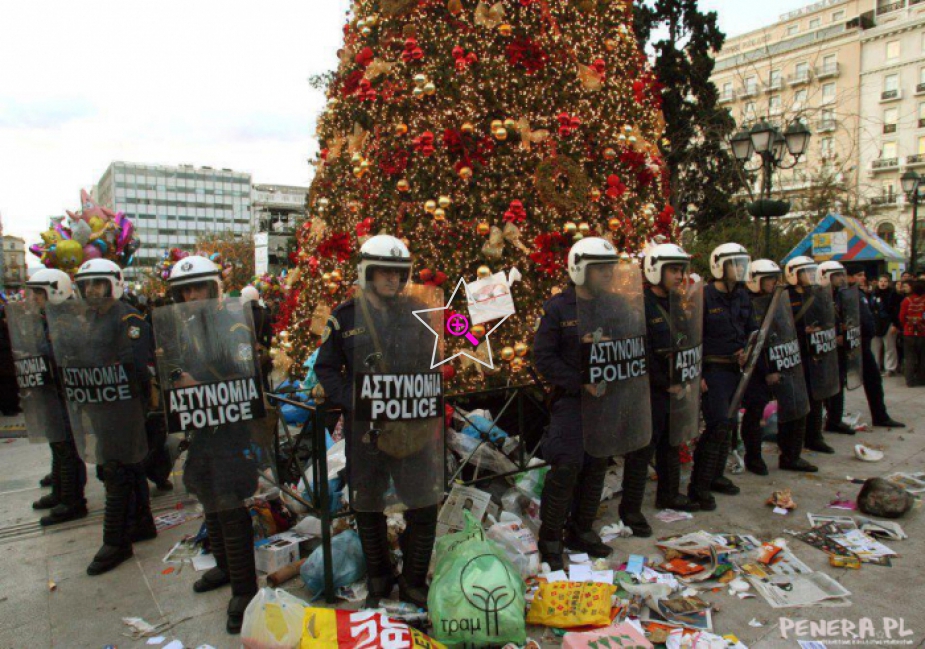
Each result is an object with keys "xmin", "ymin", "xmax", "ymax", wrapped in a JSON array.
[
  {"xmin": 438, "ymin": 195, "xmax": 452, "ymax": 208},
  {"xmin": 424, "ymin": 200, "xmax": 437, "ymax": 214},
  {"xmin": 514, "ymin": 342, "xmax": 528, "ymax": 357},
  {"xmin": 353, "ymin": 166, "xmax": 364, "ymax": 177},
  {"xmin": 590, "ymin": 188, "xmax": 602, "ymax": 202},
  {"xmin": 578, "ymin": 222, "xmax": 591, "ymax": 235},
  {"xmin": 490, "ymin": 119, "xmax": 503, "ymax": 131},
  {"xmin": 503, "ymin": 118, "xmax": 517, "ymax": 129},
  {"xmin": 366, "ymin": 13, "xmax": 379, "ymax": 26},
  {"xmin": 605, "ymin": 38, "xmax": 618, "ymax": 51},
  {"xmin": 572, "ymin": 233, "xmax": 585, "ymax": 241},
  {"xmin": 477, "ymin": 265, "xmax": 492, "ymax": 279},
  {"xmin": 564, "ymin": 221, "xmax": 578, "ymax": 235},
  {"xmin": 413, "ymin": 73, "xmax": 427, "ymax": 86},
  {"xmin": 279, "ymin": 330, "xmax": 290, "ymax": 339},
  {"xmin": 608, "ymin": 217, "xmax": 622, "ymax": 232},
  {"xmin": 603, "ymin": 148, "xmax": 617, "ymax": 161},
  {"xmin": 331, "ymin": 269, "xmax": 343, "ymax": 282},
  {"xmin": 412, "ymin": 87, "xmax": 425, "ymax": 98},
  {"xmin": 501, "ymin": 346, "xmax": 516, "ymax": 362},
  {"xmin": 359, "ymin": 159, "xmax": 371, "ymax": 170},
  {"xmin": 351, "ymin": 152, "xmax": 363, "ymax": 164},
  {"xmin": 361, "ymin": 26, "xmax": 372, "ymax": 36},
  {"xmin": 423, "ymin": 82, "xmax": 436, "ymax": 95},
  {"xmin": 322, "ymin": 272, "xmax": 332, "ymax": 283},
  {"xmin": 624, "ymin": 125, "xmax": 634, "ymax": 133},
  {"xmin": 461, "ymin": 122, "xmax": 475, "ymax": 134},
  {"xmin": 471, "ymin": 324, "xmax": 487, "ymax": 338},
  {"xmin": 498, "ymin": 23, "xmax": 513, "ymax": 37},
  {"xmin": 348, "ymin": 201, "xmax": 361, "ymax": 213},
  {"xmin": 269, "ymin": 348, "xmax": 278, "ymax": 359},
  {"xmin": 477, "ymin": 221, "xmax": 491, "ymax": 236},
  {"xmin": 395, "ymin": 123, "xmax": 409, "ymax": 136},
  {"xmin": 326, "ymin": 283, "xmax": 339, "ymax": 294},
  {"xmin": 317, "ymin": 197, "xmax": 330, "ymax": 207},
  {"xmin": 397, "ymin": 179, "xmax": 411, "ymax": 192},
  {"xmin": 510, "ymin": 358, "xmax": 525, "ymax": 372},
  {"xmin": 494, "ymin": 127, "xmax": 508, "ymax": 141},
  {"xmin": 458, "ymin": 166, "xmax": 473, "ymax": 180},
  {"xmin": 434, "ymin": 208, "xmax": 446, "ymax": 220}
]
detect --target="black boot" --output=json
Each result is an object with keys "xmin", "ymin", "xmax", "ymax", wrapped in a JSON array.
[
  {"xmin": 398, "ymin": 505, "xmax": 438, "ymax": 609},
  {"xmin": 710, "ymin": 426, "xmax": 740, "ymax": 495},
  {"xmin": 39, "ymin": 473, "xmax": 53, "ymax": 488},
  {"xmin": 615, "ymin": 450, "xmax": 652, "ymax": 538},
  {"xmin": 221, "ymin": 507, "xmax": 258, "ymax": 635},
  {"xmin": 87, "ymin": 464, "xmax": 133, "ymax": 576},
  {"xmin": 567, "ymin": 458, "xmax": 617, "ymax": 551},
  {"xmin": 741, "ymin": 405, "xmax": 769, "ymax": 476},
  {"xmin": 538, "ymin": 464, "xmax": 580, "ymax": 571},
  {"xmin": 355, "ymin": 511, "xmax": 395, "ymax": 608},
  {"xmin": 778, "ymin": 419, "xmax": 818, "ymax": 473},
  {"xmin": 33, "ymin": 446, "xmax": 61, "ymax": 510},
  {"xmin": 825, "ymin": 391, "xmax": 855, "ymax": 434},
  {"xmin": 194, "ymin": 513, "xmax": 231, "ymax": 593},
  {"xmin": 805, "ymin": 400, "xmax": 835, "ymax": 454},
  {"xmin": 688, "ymin": 434, "xmax": 720, "ymax": 511},
  {"xmin": 654, "ymin": 442, "xmax": 700, "ymax": 512},
  {"xmin": 41, "ymin": 441, "xmax": 88, "ymax": 526},
  {"xmin": 128, "ymin": 468, "xmax": 157, "ymax": 543}
]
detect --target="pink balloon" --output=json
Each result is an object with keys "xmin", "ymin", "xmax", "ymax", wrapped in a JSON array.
[
  {"xmin": 83, "ymin": 244, "xmax": 103, "ymax": 260},
  {"xmin": 54, "ymin": 223, "xmax": 71, "ymax": 240}
]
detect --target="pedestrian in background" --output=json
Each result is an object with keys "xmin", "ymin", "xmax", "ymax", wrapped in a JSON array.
[
  {"xmin": 871, "ymin": 274, "xmax": 901, "ymax": 376},
  {"xmin": 900, "ymin": 280, "xmax": 925, "ymax": 387},
  {"xmin": 0, "ymin": 306, "xmax": 21, "ymax": 416}
]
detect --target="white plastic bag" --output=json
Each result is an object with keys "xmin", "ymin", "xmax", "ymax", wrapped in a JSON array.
[
  {"xmin": 487, "ymin": 520, "xmax": 540, "ymax": 578},
  {"xmin": 241, "ymin": 587, "xmax": 307, "ymax": 649}
]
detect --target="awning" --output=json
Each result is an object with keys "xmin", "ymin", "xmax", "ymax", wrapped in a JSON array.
[{"xmin": 782, "ymin": 214, "xmax": 904, "ymax": 264}]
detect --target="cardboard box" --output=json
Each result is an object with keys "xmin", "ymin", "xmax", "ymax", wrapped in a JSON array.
[{"xmin": 255, "ymin": 535, "xmax": 300, "ymax": 574}]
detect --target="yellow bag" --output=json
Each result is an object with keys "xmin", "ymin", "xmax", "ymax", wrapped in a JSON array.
[
  {"xmin": 526, "ymin": 581, "xmax": 616, "ymax": 629},
  {"xmin": 302, "ymin": 608, "xmax": 445, "ymax": 649}
]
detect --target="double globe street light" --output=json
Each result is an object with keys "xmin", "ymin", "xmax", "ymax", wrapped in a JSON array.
[
  {"xmin": 900, "ymin": 170, "xmax": 923, "ymax": 274},
  {"xmin": 730, "ymin": 120, "xmax": 813, "ymax": 257}
]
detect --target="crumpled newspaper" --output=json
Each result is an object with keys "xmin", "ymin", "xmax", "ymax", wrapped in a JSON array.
[
  {"xmin": 767, "ymin": 489, "xmax": 796, "ymax": 510},
  {"xmin": 601, "ymin": 521, "xmax": 633, "ymax": 539}
]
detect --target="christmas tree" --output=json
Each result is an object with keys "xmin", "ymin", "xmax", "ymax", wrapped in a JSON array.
[{"xmin": 285, "ymin": 0, "xmax": 672, "ymax": 388}]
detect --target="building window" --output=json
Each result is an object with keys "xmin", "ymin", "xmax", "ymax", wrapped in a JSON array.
[
  {"xmin": 885, "ymin": 74, "xmax": 900, "ymax": 92},
  {"xmin": 788, "ymin": 24, "xmax": 800, "ymax": 36},
  {"xmin": 821, "ymin": 136, "xmax": 835, "ymax": 156},
  {"xmin": 795, "ymin": 61, "xmax": 809, "ymax": 77},
  {"xmin": 769, "ymin": 69, "xmax": 781, "ymax": 87},
  {"xmin": 883, "ymin": 141, "xmax": 898, "ymax": 159},
  {"xmin": 822, "ymin": 82, "xmax": 836, "ymax": 103},
  {"xmin": 919, "ymin": 135, "xmax": 925, "ymax": 155},
  {"xmin": 745, "ymin": 75, "xmax": 758, "ymax": 93},
  {"xmin": 878, "ymin": 222, "xmax": 896, "ymax": 245},
  {"xmin": 770, "ymin": 95, "xmax": 782, "ymax": 113},
  {"xmin": 794, "ymin": 89, "xmax": 808, "ymax": 107},
  {"xmin": 919, "ymin": 103, "xmax": 925, "ymax": 125},
  {"xmin": 832, "ymin": 10, "xmax": 845, "ymax": 21},
  {"xmin": 887, "ymin": 40, "xmax": 901, "ymax": 60},
  {"xmin": 743, "ymin": 101, "xmax": 756, "ymax": 119},
  {"xmin": 809, "ymin": 17, "xmax": 821, "ymax": 29},
  {"xmin": 882, "ymin": 181, "xmax": 896, "ymax": 201},
  {"xmin": 722, "ymin": 81, "xmax": 732, "ymax": 96}
]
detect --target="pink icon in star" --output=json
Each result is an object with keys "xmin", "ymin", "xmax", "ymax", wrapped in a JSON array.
[{"xmin": 446, "ymin": 313, "xmax": 480, "ymax": 347}]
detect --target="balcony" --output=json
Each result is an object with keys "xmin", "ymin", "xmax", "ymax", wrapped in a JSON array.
[
  {"xmin": 919, "ymin": 118, "xmax": 925, "ymax": 128},
  {"xmin": 872, "ymin": 158, "xmax": 900, "ymax": 172},
  {"xmin": 881, "ymin": 89, "xmax": 903, "ymax": 102},
  {"xmin": 788, "ymin": 71, "xmax": 812, "ymax": 86},
  {"xmin": 884, "ymin": 123, "xmax": 898, "ymax": 134},
  {"xmin": 907, "ymin": 154, "xmax": 925, "ymax": 166},
  {"xmin": 871, "ymin": 195, "xmax": 899, "ymax": 207},
  {"xmin": 816, "ymin": 63, "xmax": 841, "ymax": 79},
  {"xmin": 741, "ymin": 85, "xmax": 760, "ymax": 98},
  {"xmin": 718, "ymin": 91, "xmax": 737, "ymax": 104},
  {"xmin": 817, "ymin": 119, "xmax": 838, "ymax": 132},
  {"xmin": 877, "ymin": 1, "xmax": 904, "ymax": 14},
  {"xmin": 764, "ymin": 79, "xmax": 784, "ymax": 93},
  {"xmin": 916, "ymin": 83, "xmax": 925, "ymax": 96}
]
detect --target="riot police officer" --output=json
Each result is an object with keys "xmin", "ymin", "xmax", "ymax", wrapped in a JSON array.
[
  {"xmin": 632, "ymin": 244, "xmax": 701, "ymax": 524},
  {"xmin": 689, "ymin": 244, "xmax": 755, "ymax": 510},
  {"xmin": 819, "ymin": 261, "xmax": 855, "ymax": 436},
  {"xmin": 316, "ymin": 235, "xmax": 444, "ymax": 609},
  {"xmin": 159, "ymin": 255, "xmax": 262, "ymax": 634},
  {"xmin": 784, "ymin": 257, "xmax": 837, "ymax": 455},
  {"xmin": 534, "ymin": 238, "xmax": 648, "ymax": 565},
  {"xmin": 19, "ymin": 270, "xmax": 89, "ymax": 524}
]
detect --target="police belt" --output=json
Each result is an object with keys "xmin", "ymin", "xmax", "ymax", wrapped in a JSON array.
[{"xmin": 703, "ymin": 355, "xmax": 740, "ymax": 373}]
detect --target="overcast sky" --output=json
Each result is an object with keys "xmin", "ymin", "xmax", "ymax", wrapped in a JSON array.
[{"xmin": 0, "ymin": 0, "xmax": 811, "ymax": 254}]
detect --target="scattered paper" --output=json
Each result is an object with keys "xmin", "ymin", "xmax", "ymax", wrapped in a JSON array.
[
  {"xmin": 163, "ymin": 641, "xmax": 183, "ymax": 649},
  {"xmin": 748, "ymin": 573, "xmax": 851, "ymax": 609},
  {"xmin": 798, "ymin": 642, "xmax": 829, "ymax": 649},
  {"xmin": 568, "ymin": 564, "xmax": 593, "ymax": 582},
  {"xmin": 590, "ymin": 570, "xmax": 615, "ymax": 584},
  {"xmin": 146, "ymin": 638, "xmax": 165, "ymax": 646},
  {"xmin": 773, "ymin": 507, "xmax": 789, "ymax": 516},
  {"xmin": 600, "ymin": 521, "xmax": 632, "ymax": 539},
  {"xmin": 163, "ymin": 539, "xmax": 202, "ymax": 564},
  {"xmin": 154, "ymin": 510, "xmax": 202, "ymax": 532},
  {"xmin": 569, "ymin": 553, "xmax": 590, "ymax": 564},
  {"xmin": 749, "ymin": 618, "xmax": 764, "ymax": 627},
  {"xmin": 436, "ymin": 484, "xmax": 492, "ymax": 536},
  {"xmin": 737, "ymin": 593, "xmax": 756, "ymax": 599},
  {"xmin": 544, "ymin": 570, "xmax": 567, "ymax": 583},
  {"xmin": 191, "ymin": 553, "xmax": 217, "ymax": 573},
  {"xmin": 656, "ymin": 509, "xmax": 694, "ymax": 523},
  {"xmin": 122, "ymin": 617, "xmax": 166, "ymax": 639}
]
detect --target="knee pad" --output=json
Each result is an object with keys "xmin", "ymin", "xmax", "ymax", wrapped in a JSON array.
[{"xmin": 404, "ymin": 504, "xmax": 438, "ymax": 526}]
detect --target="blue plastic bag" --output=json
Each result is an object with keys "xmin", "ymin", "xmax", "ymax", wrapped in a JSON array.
[
  {"xmin": 300, "ymin": 530, "xmax": 366, "ymax": 599},
  {"xmin": 460, "ymin": 414, "xmax": 508, "ymax": 444}
]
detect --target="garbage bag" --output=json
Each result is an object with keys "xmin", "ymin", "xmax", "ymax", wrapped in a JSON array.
[
  {"xmin": 460, "ymin": 413, "xmax": 509, "ymax": 444},
  {"xmin": 526, "ymin": 581, "xmax": 616, "ymax": 628},
  {"xmin": 242, "ymin": 587, "xmax": 307, "ymax": 649},
  {"xmin": 512, "ymin": 460, "xmax": 548, "ymax": 499},
  {"xmin": 301, "ymin": 530, "xmax": 366, "ymax": 599},
  {"xmin": 429, "ymin": 512, "xmax": 526, "ymax": 647},
  {"xmin": 486, "ymin": 520, "xmax": 540, "ymax": 579},
  {"xmin": 858, "ymin": 477, "xmax": 914, "ymax": 519},
  {"xmin": 301, "ymin": 608, "xmax": 445, "ymax": 649}
]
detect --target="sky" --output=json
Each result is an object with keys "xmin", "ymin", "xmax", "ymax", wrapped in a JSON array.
[{"xmin": 0, "ymin": 0, "xmax": 812, "ymax": 258}]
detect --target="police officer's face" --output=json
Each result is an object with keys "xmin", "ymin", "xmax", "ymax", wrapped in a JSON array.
[
  {"xmin": 29, "ymin": 288, "xmax": 47, "ymax": 308},
  {"xmin": 760, "ymin": 276, "xmax": 778, "ymax": 294},
  {"xmin": 586, "ymin": 264, "xmax": 614, "ymax": 294},
  {"xmin": 831, "ymin": 272, "xmax": 847, "ymax": 289},
  {"xmin": 798, "ymin": 269, "xmax": 816, "ymax": 287},
  {"xmin": 180, "ymin": 282, "xmax": 212, "ymax": 303},
  {"xmin": 661, "ymin": 265, "xmax": 685, "ymax": 291},
  {"xmin": 80, "ymin": 279, "xmax": 111, "ymax": 300},
  {"xmin": 371, "ymin": 268, "xmax": 403, "ymax": 298},
  {"xmin": 723, "ymin": 258, "xmax": 749, "ymax": 283}
]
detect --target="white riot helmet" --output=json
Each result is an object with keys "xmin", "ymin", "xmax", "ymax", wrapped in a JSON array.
[
  {"xmin": 568, "ymin": 237, "xmax": 619, "ymax": 286},
  {"xmin": 784, "ymin": 256, "xmax": 819, "ymax": 286},
  {"xmin": 241, "ymin": 285, "xmax": 260, "ymax": 303},
  {"xmin": 357, "ymin": 235, "xmax": 412, "ymax": 290},
  {"xmin": 643, "ymin": 243, "xmax": 691, "ymax": 286},
  {"xmin": 74, "ymin": 258, "xmax": 125, "ymax": 300},
  {"xmin": 709, "ymin": 243, "xmax": 750, "ymax": 281},
  {"xmin": 26, "ymin": 269, "xmax": 74, "ymax": 305},
  {"xmin": 745, "ymin": 259, "xmax": 781, "ymax": 294},
  {"xmin": 817, "ymin": 260, "xmax": 846, "ymax": 287},
  {"xmin": 167, "ymin": 255, "xmax": 222, "ymax": 302}
]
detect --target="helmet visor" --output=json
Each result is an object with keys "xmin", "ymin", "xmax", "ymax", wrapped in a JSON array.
[
  {"xmin": 723, "ymin": 255, "xmax": 750, "ymax": 282},
  {"xmin": 76, "ymin": 278, "xmax": 113, "ymax": 300},
  {"xmin": 798, "ymin": 265, "xmax": 819, "ymax": 286}
]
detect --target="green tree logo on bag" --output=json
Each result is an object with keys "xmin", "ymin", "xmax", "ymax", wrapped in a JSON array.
[{"xmin": 461, "ymin": 554, "xmax": 517, "ymax": 637}]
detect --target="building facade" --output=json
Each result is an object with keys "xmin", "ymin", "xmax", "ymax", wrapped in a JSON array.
[
  {"xmin": 252, "ymin": 184, "xmax": 308, "ymax": 273},
  {"xmin": 94, "ymin": 162, "xmax": 253, "ymax": 273},
  {"xmin": 2, "ymin": 236, "xmax": 27, "ymax": 291}
]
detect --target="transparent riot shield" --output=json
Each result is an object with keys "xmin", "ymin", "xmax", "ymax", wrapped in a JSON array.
[
  {"xmin": 46, "ymin": 300, "xmax": 148, "ymax": 465},
  {"xmin": 668, "ymin": 279, "xmax": 703, "ymax": 445},
  {"xmin": 152, "ymin": 298, "xmax": 270, "ymax": 514},
  {"xmin": 840, "ymin": 287, "xmax": 863, "ymax": 391},
  {"xmin": 5, "ymin": 302, "xmax": 68, "ymax": 444},
  {"xmin": 803, "ymin": 286, "xmax": 840, "ymax": 401},
  {"xmin": 764, "ymin": 292, "xmax": 811, "ymax": 424},
  {"xmin": 579, "ymin": 262, "xmax": 652, "ymax": 457},
  {"xmin": 350, "ymin": 284, "xmax": 445, "ymax": 513}
]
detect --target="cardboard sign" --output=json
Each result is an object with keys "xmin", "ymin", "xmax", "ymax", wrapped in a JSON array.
[
  {"xmin": 768, "ymin": 338, "xmax": 802, "ymax": 372},
  {"xmin": 166, "ymin": 377, "xmax": 266, "ymax": 433},
  {"xmin": 61, "ymin": 363, "xmax": 136, "ymax": 404},
  {"xmin": 354, "ymin": 372, "xmax": 443, "ymax": 422},
  {"xmin": 581, "ymin": 336, "xmax": 647, "ymax": 384},
  {"xmin": 14, "ymin": 355, "xmax": 54, "ymax": 390}
]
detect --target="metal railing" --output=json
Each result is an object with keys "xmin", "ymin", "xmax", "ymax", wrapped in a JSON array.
[
  {"xmin": 907, "ymin": 154, "xmax": 925, "ymax": 165},
  {"xmin": 881, "ymin": 89, "xmax": 901, "ymax": 101},
  {"xmin": 884, "ymin": 123, "xmax": 898, "ymax": 134},
  {"xmin": 872, "ymin": 158, "xmax": 900, "ymax": 170},
  {"xmin": 816, "ymin": 63, "xmax": 840, "ymax": 78}
]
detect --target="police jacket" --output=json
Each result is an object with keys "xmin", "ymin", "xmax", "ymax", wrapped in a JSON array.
[
  {"xmin": 703, "ymin": 283, "xmax": 755, "ymax": 359},
  {"xmin": 644, "ymin": 287, "xmax": 671, "ymax": 393}
]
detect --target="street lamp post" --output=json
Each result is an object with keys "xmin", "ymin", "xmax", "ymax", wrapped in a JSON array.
[
  {"xmin": 731, "ymin": 120, "xmax": 812, "ymax": 258},
  {"xmin": 901, "ymin": 170, "xmax": 922, "ymax": 274}
]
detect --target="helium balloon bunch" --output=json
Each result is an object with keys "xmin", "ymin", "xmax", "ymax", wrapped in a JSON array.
[
  {"xmin": 155, "ymin": 248, "xmax": 191, "ymax": 280},
  {"xmin": 251, "ymin": 273, "xmax": 283, "ymax": 298}
]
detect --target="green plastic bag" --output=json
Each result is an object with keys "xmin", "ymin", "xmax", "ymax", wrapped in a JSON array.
[{"xmin": 428, "ymin": 511, "xmax": 527, "ymax": 648}]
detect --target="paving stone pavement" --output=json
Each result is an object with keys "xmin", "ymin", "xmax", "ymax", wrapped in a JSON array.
[{"xmin": 0, "ymin": 375, "xmax": 924, "ymax": 648}]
